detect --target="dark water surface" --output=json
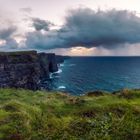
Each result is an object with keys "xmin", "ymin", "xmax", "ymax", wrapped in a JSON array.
[{"xmin": 45, "ymin": 57, "xmax": 140, "ymax": 95}]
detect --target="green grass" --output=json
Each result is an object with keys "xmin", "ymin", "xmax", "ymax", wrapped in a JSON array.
[
  {"xmin": 0, "ymin": 88, "xmax": 140, "ymax": 140},
  {"xmin": 0, "ymin": 50, "xmax": 36, "ymax": 55}
]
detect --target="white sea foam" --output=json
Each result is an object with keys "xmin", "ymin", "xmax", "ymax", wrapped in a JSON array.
[
  {"xmin": 50, "ymin": 73, "xmax": 61, "ymax": 79},
  {"xmin": 54, "ymin": 69, "xmax": 62, "ymax": 74},
  {"xmin": 58, "ymin": 86, "xmax": 66, "ymax": 89},
  {"xmin": 53, "ymin": 75, "xmax": 60, "ymax": 78},
  {"xmin": 60, "ymin": 64, "xmax": 64, "ymax": 67},
  {"xmin": 49, "ymin": 73, "xmax": 53, "ymax": 79}
]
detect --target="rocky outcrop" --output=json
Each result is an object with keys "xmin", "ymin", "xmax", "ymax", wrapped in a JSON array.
[
  {"xmin": 38, "ymin": 53, "xmax": 58, "ymax": 78},
  {"xmin": 0, "ymin": 51, "xmax": 62, "ymax": 90},
  {"xmin": 56, "ymin": 55, "xmax": 70, "ymax": 64}
]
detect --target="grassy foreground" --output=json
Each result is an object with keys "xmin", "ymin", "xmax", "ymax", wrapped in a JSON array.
[{"xmin": 0, "ymin": 89, "xmax": 140, "ymax": 140}]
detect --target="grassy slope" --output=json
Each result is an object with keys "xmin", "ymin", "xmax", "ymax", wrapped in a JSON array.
[{"xmin": 0, "ymin": 88, "xmax": 140, "ymax": 140}]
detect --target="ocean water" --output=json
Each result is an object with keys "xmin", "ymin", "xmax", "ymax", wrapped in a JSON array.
[{"xmin": 44, "ymin": 57, "xmax": 140, "ymax": 95}]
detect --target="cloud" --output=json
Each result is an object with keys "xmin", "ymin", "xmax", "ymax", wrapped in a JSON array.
[
  {"xmin": 0, "ymin": 37, "xmax": 18, "ymax": 51},
  {"xmin": 0, "ymin": 18, "xmax": 18, "ymax": 50},
  {"xmin": 58, "ymin": 8, "xmax": 140, "ymax": 47},
  {"xmin": 25, "ymin": 8, "xmax": 140, "ymax": 50},
  {"xmin": 31, "ymin": 18, "xmax": 53, "ymax": 31},
  {"xmin": 1, "ymin": 7, "xmax": 140, "ymax": 55},
  {"xmin": 20, "ymin": 7, "xmax": 32, "ymax": 14},
  {"xmin": 25, "ymin": 30, "xmax": 65, "ymax": 49},
  {"xmin": 46, "ymin": 44, "xmax": 140, "ymax": 56},
  {"xmin": 0, "ymin": 26, "xmax": 17, "ymax": 40}
]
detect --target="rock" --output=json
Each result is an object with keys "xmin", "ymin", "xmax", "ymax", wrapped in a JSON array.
[
  {"xmin": 86, "ymin": 91, "xmax": 104, "ymax": 96},
  {"xmin": 0, "ymin": 51, "xmax": 40, "ymax": 90},
  {"xmin": 56, "ymin": 55, "xmax": 70, "ymax": 64},
  {"xmin": 38, "ymin": 53, "xmax": 58, "ymax": 76},
  {"xmin": 0, "ymin": 51, "xmax": 64, "ymax": 90}
]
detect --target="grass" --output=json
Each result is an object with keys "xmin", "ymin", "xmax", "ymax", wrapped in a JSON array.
[
  {"xmin": 0, "ymin": 50, "xmax": 37, "ymax": 55},
  {"xmin": 0, "ymin": 88, "xmax": 140, "ymax": 140}
]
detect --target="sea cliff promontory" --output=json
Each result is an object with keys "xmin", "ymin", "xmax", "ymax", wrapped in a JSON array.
[{"xmin": 0, "ymin": 51, "xmax": 64, "ymax": 90}]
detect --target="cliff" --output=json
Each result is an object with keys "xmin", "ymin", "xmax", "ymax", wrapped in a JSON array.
[
  {"xmin": 55, "ymin": 55, "xmax": 70, "ymax": 63},
  {"xmin": 38, "ymin": 53, "xmax": 58, "ymax": 78},
  {"xmin": 0, "ymin": 51, "xmax": 61, "ymax": 90}
]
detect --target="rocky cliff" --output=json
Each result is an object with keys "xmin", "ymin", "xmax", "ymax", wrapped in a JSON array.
[
  {"xmin": 56, "ymin": 55, "xmax": 70, "ymax": 63},
  {"xmin": 38, "ymin": 53, "xmax": 58, "ymax": 78},
  {"xmin": 0, "ymin": 51, "xmax": 61, "ymax": 90}
]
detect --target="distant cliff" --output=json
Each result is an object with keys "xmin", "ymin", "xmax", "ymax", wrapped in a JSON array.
[
  {"xmin": 55, "ymin": 55, "xmax": 70, "ymax": 64},
  {"xmin": 38, "ymin": 53, "xmax": 58, "ymax": 78},
  {"xmin": 0, "ymin": 51, "xmax": 65, "ymax": 90}
]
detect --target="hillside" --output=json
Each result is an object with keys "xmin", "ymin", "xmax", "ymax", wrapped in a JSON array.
[{"xmin": 0, "ymin": 88, "xmax": 140, "ymax": 140}]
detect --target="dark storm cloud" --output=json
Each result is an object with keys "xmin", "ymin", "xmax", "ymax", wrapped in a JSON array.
[
  {"xmin": 2, "ymin": 38, "xmax": 18, "ymax": 49},
  {"xmin": 0, "ymin": 22, "xmax": 18, "ymax": 50},
  {"xmin": 62, "ymin": 8, "xmax": 140, "ymax": 47},
  {"xmin": 25, "ymin": 30, "xmax": 64, "ymax": 49},
  {"xmin": 31, "ymin": 18, "xmax": 53, "ymax": 31},
  {"xmin": 0, "ymin": 37, "xmax": 18, "ymax": 51},
  {"xmin": 25, "ymin": 8, "xmax": 140, "ymax": 49},
  {"xmin": 0, "ymin": 26, "xmax": 17, "ymax": 40}
]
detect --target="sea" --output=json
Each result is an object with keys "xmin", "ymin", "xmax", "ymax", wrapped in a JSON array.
[{"xmin": 43, "ymin": 57, "xmax": 140, "ymax": 95}]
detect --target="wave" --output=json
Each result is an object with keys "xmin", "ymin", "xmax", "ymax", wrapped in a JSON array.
[
  {"xmin": 59, "ymin": 63, "xmax": 76, "ymax": 67},
  {"xmin": 54, "ymin": 69, "xmax": 62, "ymax": 74},
  {"xmin": 50, "ymin": 73, "xmax": 61, "ymax": 79},
  {"xmin": 58, "ymin": 86, "xmax": 66, "ymax": 89},
  {"xmin": 49, "ymin": 68, "xmax": 62, "ymax": 79},
  {"xmin": 60, "ymin": 64, "xmax": 64, "ymax": 67},
  {"xmin": 49, "ymin": 73, "xmax": 53, "ymax": 79},
  {"xmin": 50, "ymin": 75, "xmax": 60, "ymax": 79}
]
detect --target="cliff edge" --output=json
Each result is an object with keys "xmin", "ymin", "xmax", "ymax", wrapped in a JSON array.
[{"xmin": 0, "ymin": 51, "xmax": 62, "ymax": 90}]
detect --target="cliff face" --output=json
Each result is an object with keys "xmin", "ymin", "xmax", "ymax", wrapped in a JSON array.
[
  {"xmin": 0, "ymin": 51, "xmax": 61, "ymax": 90},
  {"xmin": 38, "ymin": 53, "xmax": 58, "ymax": 78},
  {"xmin": 56, "ymin": 55, "xmax": 70, "ymax": 64}
]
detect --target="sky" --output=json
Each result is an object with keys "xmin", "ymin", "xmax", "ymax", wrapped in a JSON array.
[{"xmin": 0, "ymin": 0, "xmax": 140, "ymax": 56}]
